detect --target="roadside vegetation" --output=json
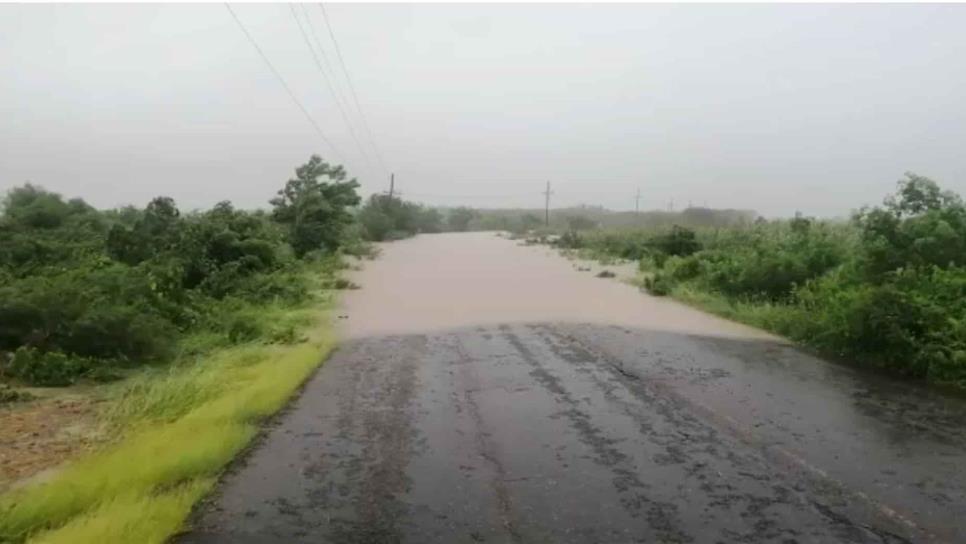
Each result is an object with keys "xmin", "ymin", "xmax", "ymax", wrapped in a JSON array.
[
  {"xmin": 0, "ymin": 155, "xmax": 367, "ymax": 542},
  {"xmin": 357, "ymin": 193, "xmax": 443, "ymax": 241},
  {"xmin": 469, "ymin": 204, "xmax": 755, "ymax": 233},
  {"xmin": 551, "ymin": 173, "xmax": 966, "ymax": 390},
  {"xmin": 4, "ymin": 163, "xmax": 963, "ymax": 539}
]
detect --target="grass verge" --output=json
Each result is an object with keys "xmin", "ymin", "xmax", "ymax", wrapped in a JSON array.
[
  {"xmin": 0, "ymin": 305, "xmax": 336, "ymax": 543},
  {"xmin": 668, "ymin": 283, "xmax": 801, "ymax": 333}
]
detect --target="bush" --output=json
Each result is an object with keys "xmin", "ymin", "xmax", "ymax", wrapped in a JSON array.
[
  {"xmin": 0, "ymin": 383, "xmax": 34, "ymax": 404},
  {"xmin": 0, "ymin": 156, "xmax": 360, "ymax": 386},
  {"xmin": 792, "ymin": 265, "xmax": 966, "ymax": 384},
  {"xmin": 357, "ymin": 194, "xmax": 444, "ymax": 241},
  {"xmin": 0, "ymin": 269, "xmax": 177, "ymax": 366},
  {"xmin": 577, "ymin": 173, "xmax": 966, "ymax": 389},
  {"xmin": 651, "ymin": 225, "xmax": 701, "ymax": 257},
  {"xmin": 643, "ymin": 274, "xmax": 673, "ymax": 296},
  {"xmin": 5, "ymin": 347, "xmax": 94, "ymax": 386},
  {"xmin": 663, "ymin": 255, "xmax": 702, "ymax": 282},
  {"xmin": 557, "ymin": 230, "xmax": 582, "ymax": 249}
]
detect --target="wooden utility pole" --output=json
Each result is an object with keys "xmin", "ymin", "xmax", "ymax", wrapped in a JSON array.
[
  {"xmin": 388, "ymin": 173, "xmax": 395, "ymax": 199},
  {"xmin": 543, "ymin": 181, "xmax": 552, "ymax": 227},
  {"xmin": 635, "ymin": 188, "xmax": 641, "ymax": 213}
]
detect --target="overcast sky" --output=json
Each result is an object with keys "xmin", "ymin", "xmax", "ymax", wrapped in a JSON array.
[{"xmin": 2, "ymin": 3, "xmax": 965, "ymax": 217}]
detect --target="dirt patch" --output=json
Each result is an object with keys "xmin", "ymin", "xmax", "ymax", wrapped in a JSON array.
[{"xmin": 0, "ymin": 391, "xmax": 103, "ymax": 491}]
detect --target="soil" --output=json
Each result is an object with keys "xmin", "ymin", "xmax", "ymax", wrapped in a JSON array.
[{"xmin": 0, "ymin": 389, "xmax": 102, "ymax": 491}]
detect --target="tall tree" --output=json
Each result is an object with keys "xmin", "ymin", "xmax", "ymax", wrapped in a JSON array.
[{"xmin": 270, "ymin": 155, "xmax": 361, "ymax": 257}]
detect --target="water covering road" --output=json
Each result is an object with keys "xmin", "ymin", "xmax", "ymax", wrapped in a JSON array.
[{"xmin": 182, "ymin": 232, "xmax": 966, "ymax": 543}]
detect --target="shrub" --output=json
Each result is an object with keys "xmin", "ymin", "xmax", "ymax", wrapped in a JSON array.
[
  {"xmin": 650, "ymin": 225, "xmax": 701, "ymax": 257},
  {"xmin": 663, "ymin": 255, "xmax": 702, "ymax": 282},
  {"xmin": 226, "ymin": 314, "xmax": 265, "ymax": 344},
  {"xmin": 576, "ymin": 174, "xmax": 966, "ymax": 388},
  {"xmin": 643, "ymin": 274, "xmax": 673, "ymax": 296},
  {"xmin": 0, "ymin": 156, "xmax": 360, "ymax": 387},
  {"xmin": 0, "ymin": 383, "xmax": 34, "ymax": 404},
  {"xmin": 5, "ymin": 347, "xmax": 92, "ymax": 386},
  {"xmin": 557, "ymin": 230, "xmax": 582, "ymax": 249}
]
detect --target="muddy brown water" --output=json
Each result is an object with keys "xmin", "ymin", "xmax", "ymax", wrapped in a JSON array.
[{"xmin": 183, "ymin": 232, "xmax": 966, "ymax": 544}]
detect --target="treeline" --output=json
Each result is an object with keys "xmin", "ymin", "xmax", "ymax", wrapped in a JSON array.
[
  {"xmin": 559, "ymin": 174, "xmax": 966, "ymax": 389},
  {"xmin": 357, "ymin": 197, "xmax": 755, "ymax": 238},
  {"xmin": 357, "ymin": 199, "xmax": 484, "ymax": 240},
  {"xmin": 466, "ymin": 205, "xmax": 757, "ymax": 233},
  {"xmin": 357, "ymin": 194, "xmax": 443, "ymax": 241},
  {"xmin": 0, "ymin": 155, "xmax": 374, "ymax": 387}
]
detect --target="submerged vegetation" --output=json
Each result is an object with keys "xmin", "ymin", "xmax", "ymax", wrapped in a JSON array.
[{"xmin": 555, "ymin": 174, "xmax": 966, "ymax": 389}]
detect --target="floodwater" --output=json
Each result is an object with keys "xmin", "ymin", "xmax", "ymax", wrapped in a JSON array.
[
  {"xmin": 338, "ymin": 232, "xmax": 773, "ymax": 341},
  {"xmin": 183, "ymin": 232, "xmax": 966, "ymax": 544}
]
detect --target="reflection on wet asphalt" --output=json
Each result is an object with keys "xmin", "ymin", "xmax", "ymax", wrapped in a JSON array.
[{"xmin": 182, "ymin": 323, "xmax": 966, "ymax": 543}]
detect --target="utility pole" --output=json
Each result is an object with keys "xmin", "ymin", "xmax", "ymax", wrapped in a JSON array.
[
  {"xmin": 635, "ymin": 188, "xmax": 641, "ymax": 214},
  {"xmin": 388, "ymin": 173, "xmax": 395, "ymax": 199},
  {"xmin": 543, "ymin": 181, "xmax": 552, "ymax": 227}
]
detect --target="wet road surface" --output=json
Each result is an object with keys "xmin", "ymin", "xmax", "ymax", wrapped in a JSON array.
[{"xmin": 182, "ymin": 233, "xmax": 966, "ymax": 543}]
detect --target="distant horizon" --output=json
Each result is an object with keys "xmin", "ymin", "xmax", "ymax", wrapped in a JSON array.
[
  {"xmin": 0, "ymin": 168, "xmax": 936, "ymax": 221},
  {"xmin": 9, "ymin": 177, "xmax": 871, "ymax": 222}
]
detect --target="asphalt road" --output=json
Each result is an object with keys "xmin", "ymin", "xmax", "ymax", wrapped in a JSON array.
[{"xmin": 182, "ymin": 233, "xmax": 966, "ymax": 544}]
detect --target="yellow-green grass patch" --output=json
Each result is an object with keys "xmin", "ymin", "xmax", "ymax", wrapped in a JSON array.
[{"xmin": 0, "ymin": 311, "xmax": 336, "ymax": 543}]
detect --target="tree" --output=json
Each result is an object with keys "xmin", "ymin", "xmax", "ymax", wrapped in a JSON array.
[
  {"xmin": 358, "ymin": 194, "xmax": 444, "ymax": 240},
  {"xmin": 417, "ymin": 207, "xmax": 443, "ymax": 233},
  {"xmin": 358, "ymin": 195, "xmax": 395, "ymax": 241},
  {"xmin": 1, "ymin": 184, "xmax": 88, "ymax": 229},
  {"xmin": 888, "ymin": 172, "xmax": 959, "ymax": 216},
  {"xmin": 856, "ymin": 172, "xmax": 966, "ymax": 278},
  {"xmin": 447, "ymin": 207, "xmax": 478, "ymax": 232},
  {"xmin": 106, "ymin": 196, "xmax": 183, "ymax": 265},
  {"xmin": 270, "ymin": 155, "xmax": 360, "ymax": 257},
  {"xmin": 650, "ymin": 225, "xmax": 700, "ymax": 257}
]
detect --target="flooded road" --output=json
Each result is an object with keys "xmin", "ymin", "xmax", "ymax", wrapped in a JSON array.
[{"xmin": 183, "ymin": 232, "xmax": 966, "ymax": 543}]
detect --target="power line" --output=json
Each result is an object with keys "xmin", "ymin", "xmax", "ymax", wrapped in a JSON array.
[
  {"xmin": 300, "ymin": 4, "xmax": 358, "ymax": 143},
  {"xmin": 317, "ymin": 3, "xmax": 388, "ymax": 174},
  {"xmin": 225, "ymin": 3, "xmax": 344, "ymax": 161},
  {"xmin": 289, "ymin": 4, "xmax": 374, "ymax": 174}
]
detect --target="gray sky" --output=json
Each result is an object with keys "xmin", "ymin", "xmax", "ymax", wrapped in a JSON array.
[{"xmin": 2, "ymin": 3, "xmax": 965, "ymax": 217}]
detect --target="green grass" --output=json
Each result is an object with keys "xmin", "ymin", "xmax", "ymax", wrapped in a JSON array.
[
  {"xmin": 0, "ymin": 307, "xmax": 336, "ymax": 543},
  {"xmin": 29, "ymin": 479, "xmax": 214, "ymax": 544},
  {"xmin": 666, "ymin": 282, "xmax": 804, "ymax": 337}
]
